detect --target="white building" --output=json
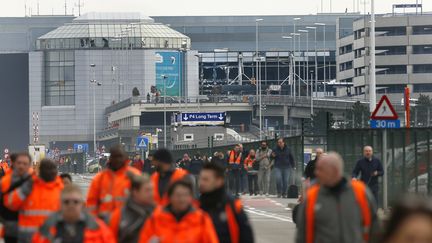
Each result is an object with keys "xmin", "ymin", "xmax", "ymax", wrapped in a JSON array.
[{"xmin": 29, "ymin": 13, "xmax": 199, "ymax": 149}]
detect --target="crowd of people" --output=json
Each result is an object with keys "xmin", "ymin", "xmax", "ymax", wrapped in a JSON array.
[
  {"xmin": 0, "ymin": 142, "xmax": 431, "ymax": 243},
  {"xmin": 0, "ymin": 145, "xmax": 254, "ymax": 243}
]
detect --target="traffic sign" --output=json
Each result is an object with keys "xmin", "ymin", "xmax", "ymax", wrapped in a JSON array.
[
  {"xmin": 137, "ymin": 136, "xmax": 149, "ymax": 149},
  {"xmin": 370, "ymin": 120, "xmax": 401, "ymax": 129},
  {"xmin": 371, "ymin": 95, "xmax": 398, "ymax": 120},
  {"xmin": 178, "ymin": 112, "xmax": 226, "ymax": 126},
  {"xmin": 73, "ymin": 144, "xmax": 89, "ymax": 152}
]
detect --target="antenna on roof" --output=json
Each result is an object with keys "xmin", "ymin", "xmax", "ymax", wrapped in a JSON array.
[{"xmin": 75, "ymin": 0, "xmax": 84, "ymax": 16}]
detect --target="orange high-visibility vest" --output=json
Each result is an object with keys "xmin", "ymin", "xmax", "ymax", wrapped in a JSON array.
[
  {"xmin": 228, "ymin": 151, "xmax": 241, "ymax": 164},
  {"xmin": 305, "ymin": 180, "xmax": 372, "ymax": 243},
  {"xmin": 151, "ymin": 169, "xmax": 188, "ymax": 206}
]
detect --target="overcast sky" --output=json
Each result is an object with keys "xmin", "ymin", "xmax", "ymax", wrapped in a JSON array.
[{"xmin": 1, "ymin": 0, "xmax": 429, "ymax": 17}]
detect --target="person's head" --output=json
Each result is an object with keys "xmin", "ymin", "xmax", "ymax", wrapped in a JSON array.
[
  {"xmin": 109, "ymin": 145, "xmax": 127, "ymax": 171},
  {"xmin": 183, "ymin": 153, "xmax": 190, "ymax": 161},
  {"xmin": 315, "ymin": 148, "xmax": 324, "ymax": 159},
  {"xmin": 261, "ymin": 141, "xmax": 268, "ymax": 150},
  {"xmin": 147, "ymin": 154, "xmax": 153, "ymax": 161},
  {"xmin": 315, "ymin": 152, "xmax": 344, "ymax": 187},
  {"xmin": 60, "ymin": 173, "xmax": 72, "ymax": 186},
  {"xmin": 199, "ymin": 162, "xmax": 225, "ymax": 193},
  {"xmin": 363, "ymin": 146, "xmax": 373, "ymax": 159},
  {"xmin": 9, "ymin": 153, "xmax": 17, "ymax": 164},
  {"xmin": 277, "ymin": 138, "xmax": 285, "ymax": 148},
  {"xmin": 13, "ymin": 152, "xmax": 32, "ymax": 176},
  {"xmin": 233, "ymin": 144, "xmax": 241, "ymax": 153},
  {"xmin": 248, "ymin": 149, "xmax": 256, "ymax": 157},
  {"xmin": 153, "ymin": 148, "xmax": 173, "ymax": 173},
  {"xmin": 60, "ymin": 185, "xmax": 84, "ymax": 223},
  {"xmin": 167, "ymin": 179, "xmax": 194, "ymax": 213},
  {"xmin": 39, "ymin": 159, "xmax": 58, "ymax": 182},
  {"xmin": 134, "ymin": 154, "xmax": 141, "ymax": 160},
  {"xmin": 382, "ymin": 196, "xmax": 432, "ymax": 243},
  {"xmin": 130, "ymin": 173, "xmax": 154, "ymax": 206}
]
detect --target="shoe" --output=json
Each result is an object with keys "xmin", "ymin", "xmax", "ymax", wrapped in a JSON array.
[
  {"xmin": 277, "ymin": 194, "xmax": 282, "ymax": 198},
  {"xmin": 254, "ymin": 193, "xmax": 258, "ymax": 196},
  {"xmin": 249, "ymin": 193, "xmax": 253, "ymax": 196}
]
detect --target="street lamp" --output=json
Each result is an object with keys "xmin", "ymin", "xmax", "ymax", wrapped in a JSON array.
[
  {"xmin": 255, "ymin": 18, "xmax": 263, "ymax": 140},
  {"xmin": 293, "ymin": 18, "xmax": 301, "ymax": 98},
  {"xmin": 290, "ymin": 32, "xmax": 300, "ymax": 99},
  {"xmin": 161, "ymin": 75, "xmax": 168, "ymax": 148},
  {"xmin": 306, "ymin": 26, "xmax": 317, "ymax": 115},
  {"xmin": 282, "ymin": 36, "xmax": 293, "ymax": 96},
  {"xmin": 90, "ymin": 64, "xmax": 101, "ymax": 157},
  {"xmin": 315, "ymin": 23, "xmax": 326, "ymax": 96},
  {"xmin": 299, "ymin": 30, "xmax": 309, "ymax": 98}
]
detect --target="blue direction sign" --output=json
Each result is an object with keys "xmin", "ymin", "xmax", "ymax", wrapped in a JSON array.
[
  {"xmin": 136, "ymin": 136, "xmax": 149, "ymax": 149},
  {"xmin": 179, "ymin": 112, "xmax": 226, "ymax": 126},
  {"xmin": 73, "ymin": 144, "xmax": 89, "ymax": 152},
  {"xmin": 370, "ymin": 120, "xmax": 401, "ymax": 129}
]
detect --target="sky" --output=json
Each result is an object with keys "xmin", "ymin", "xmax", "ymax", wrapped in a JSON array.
[{"xmin": 0, "ymin": 0, "xmax": 429, "ymax": 17}]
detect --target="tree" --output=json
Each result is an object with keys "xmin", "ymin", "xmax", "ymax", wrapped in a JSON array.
[
  {"xmin": 132, "ymin": 87, "xmax": 140, "ymax": 97},
  {"xmin": 412, "ymin": 94, "xmax": 432, "ymax": 127},
  {"xmin": 346, "ymin": 101, "xmax": 370, "ymax": 129}
]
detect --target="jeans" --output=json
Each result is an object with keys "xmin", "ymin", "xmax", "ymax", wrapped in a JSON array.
[
  {"xmin": 247, "ymin": 174, "xmax": 259, "ymax": 195},
  {"xmin": 274, "ymin": 167, "xmax": 291, "ymax": 196},
  {"xmin": 240, "ymin": 169, "xmax": 248, "ymax": 193},
  {"xmin": 229, "ymin": 169, "xmax": 241, "ymax": 195},
  {"xmin": 258, "ymin": 167, "xmax": 271, "ymax": 194}
]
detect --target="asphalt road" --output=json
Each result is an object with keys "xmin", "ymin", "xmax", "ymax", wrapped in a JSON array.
[{"xmin": 73, "ymin": 174, "xmax": 297, "ymax": 243}]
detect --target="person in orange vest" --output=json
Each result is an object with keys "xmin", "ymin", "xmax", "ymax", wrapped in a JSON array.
[
  {"xmin": 0, "ymin": 157, "xmax": 10, "ymax": 178},
  {"xmin": 138, "ymin": 179, "xmax": 218, "ymax": 243},
  {"xmin": 296, "ymin": 152, "xmax": 379, "ymax": 243},
  {"xmin": 227, "ymin": 144, "xmax": 242, "ymax": 196},
  {"xmin": 109, "ymin": 173, "xmax": 155, "ymax": 242},
  {"xmin": 5, "ymin": 159, "xmax": 63, "ymax": 243},
  {"xmin": 86, "ymin": 145, "xmax": 140, "ymax": 223},
  {"xmin": 199, "ymin": 162, "xmax": 254, "ymax": 243},
  {"xmin": 244, "ymin": 149, "xmax": 259, "ymax": 196},
  {"xmin": 32, "ymin": 184, "xmax": 115, "ymax": 243},
  {"xmin": 150, "ymin": 148, "xmax": 188, "ymax": 205},
  {"xmin": 1, "ymin": 152, "xmax": 33, "ymax": 243}
]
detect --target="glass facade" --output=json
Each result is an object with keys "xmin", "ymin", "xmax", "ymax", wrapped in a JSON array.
[
  {"xmin": 44, "ymin": 51, "xmax": 75, "ymax": 106},
  {"xmin": 376, "ymin": 46, "xmax": 406, "ymax": 55},
  {"xmin": 414, "ymin": 84, "xmax": 432, "ymax": 92},
  {"xmin": 413, "ymin": 45, "xmax": 432, "ymax": 54},
  {"xmin": 413, "ymin": 25, "xmax": 432, "ymax": 35},
  {"xmin": 413, "ymin": 64, "xmax": 432, "ymax": 73},
  {"xmin": 376, "ymin": 65, "xmax": 407, "ymax": 75}
]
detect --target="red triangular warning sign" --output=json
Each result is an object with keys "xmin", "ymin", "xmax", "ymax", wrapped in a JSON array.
[{"xmin": 371, "ymin": 95, "xmax": 398, "ymax": 120}]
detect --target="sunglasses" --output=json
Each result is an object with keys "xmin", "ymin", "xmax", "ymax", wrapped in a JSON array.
[{"xmin": 62, "ymin": 199, "xmax": 82, "ymax": 205}]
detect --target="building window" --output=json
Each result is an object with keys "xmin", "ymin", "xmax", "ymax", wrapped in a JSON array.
[
  {"xmin": 376, "ymin": 65, "xmax": 407, "ymax": 75},
  {"xmin": 339, "ymin": 61, "xmax": 353, "ymax": 71},
  {"xmin": 354, "ymin": 48, "xmax": 366, "ymax": 58},
  {"xmin": 413, "ymin": 45, "xmax": 432, "ymax": 54},
  {"xmin": 376, "ymin": 27, "xmax": 406, "ymax": 36},
  {"xmin": 184, "ymin": 134, "xmax": 194, "ymax": 141},
  {"xmin": 339, "ymin": 44, "xmax": 353, "ymax": 55},
  {"xmin": 414, "ymin": 84, "xmax": 432, "ymax": 92},
  {"xmin": 354, "ymin": 29, "xmax": 365, "ymax": 40},
  {"xmin": 376, "ymin": 46, "xmax": 406, "ymax": 55},
  {"xmin": 377, "ymin": 85, "xmax": 406, "ymax": 94},
  {"xmin": 413, "ymin": 64, "xmax": 432, "ymax": 73},
  {"xmin": 44, "ymin": 51, "xmax": 75, "ymax": 106},
  {"xmin": 413, "ymin": 26, "xmax": 432, "ymax": 35}
]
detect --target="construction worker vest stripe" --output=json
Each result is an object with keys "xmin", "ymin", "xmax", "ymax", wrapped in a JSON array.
[
  {"xmin": 228, "ymin": 151, "xmax": 241, "ymax": 164},
  {"xmin": 305, "ymin": 180, "xmax": 372, "ymax": 243}
]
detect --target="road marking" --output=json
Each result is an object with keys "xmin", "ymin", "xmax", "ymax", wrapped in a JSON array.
[{"xmin": 245, "ymin": 209, "xmax": 293, "ymax": 223}]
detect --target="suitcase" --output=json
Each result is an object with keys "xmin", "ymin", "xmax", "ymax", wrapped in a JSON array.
[{"xmin": 287, "ymin": 184, "xmax": 299, "ymax": 198}]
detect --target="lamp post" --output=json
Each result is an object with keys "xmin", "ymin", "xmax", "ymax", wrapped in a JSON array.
[
  {"xmin": 282, "ymin": 36, "xmax": 293, "ymax": 96},
  {"xmin": 306, "ymin": 26, "xmax": 318, "ymax": 113},
  {"xmin": 255, "ymin": 18, "xmax": 263, "ymax": 139},
  {"xmin": 90, "ymin": 64, "xmax": 101, "ymax": 157},
  {"xmin": 370, "ymin": 0, "xmax": 376, "ymax": 112},
  {"xmin": 161, "ymin": 75, "xmax": 168, "ymax": 148},
  {"xmin": 293, "ymin": 17, "xmax": 301, "ymax": 98},
  {"xmin": 315, "ymin": 23, "xmax": 326, "ymax": 96},
  {"xmin": 299, "ymin": 30, "xmax": 309, "ymax": 98},
  {"xmin": 290, "ymin": 33, "xmax": 300, "ymax": 99}
]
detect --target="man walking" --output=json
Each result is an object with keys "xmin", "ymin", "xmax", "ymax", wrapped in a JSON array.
[
  {"xmin": 199, "ymin": 163, "xmax": 254, "ymax": 243},
  {"xmin": 296, "ymin": 152, "xmax": 379, "ymax": 243},
  {"xmin": 256, "ymin": 141, "xmax": 272, "ymax": 196},
  {"xmin": 352, "ymin": 146, "xmax": 384, "ymax": 205},
  {"xmin": 227, "ymin": 144, "xmax": 243, "ymax": 196},
  {"xmin": 271, "ymin": 139, "xmax": 295, "ymax": 198},
  {"xmin": 304, "ymin": 148, "xmax": 324, "ymax": 184}
]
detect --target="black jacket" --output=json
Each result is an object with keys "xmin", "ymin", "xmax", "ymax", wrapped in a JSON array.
[
  {"xmin": 188, "ymin": 158, "xmax": 204, "ymax": 175},
  {"xmin": 211, "ymin": 157, "xmax": 227, "ymax": 170},
  {"xmin": 304, "ymin": 159, "xmax": 317, "ymax": 180},
  {"xmin": 272, "ymin": 145, "xmax": 295, "ymax": 168},
  {"xmin": 352, "ymin": 157, "xmax": 384, "ymax": 191},
  {"xmin": 200, "ymin": 187, "xmax": 254, "ymax": 243}
]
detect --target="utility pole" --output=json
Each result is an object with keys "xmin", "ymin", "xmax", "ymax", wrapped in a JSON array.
[{"xmin": 370, "ymin": 0, "xmax": 376, "ymax": 112}]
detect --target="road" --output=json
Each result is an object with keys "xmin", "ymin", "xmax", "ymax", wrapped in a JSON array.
[{"xmin": 73, "ymin": 174, "xmax": 297, "ymax": 243}]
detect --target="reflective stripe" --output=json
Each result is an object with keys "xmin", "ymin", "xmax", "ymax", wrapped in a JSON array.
[
  {"xmin": 21, "ymin": 209, "xmax": 54, "ymax": 217},
  {"xmin": 19, "ymin": 225, "xmax": 39, "ymax": 233},
  {"xmin": 7, "ymin": 192, "xmax": 13, "ymax": 205},
  {"xmin": 17, "ymin": 188, "xmax": 26, "ymax": 201}
]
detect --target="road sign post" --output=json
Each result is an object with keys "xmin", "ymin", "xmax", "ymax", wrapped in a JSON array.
[{"xmin": 370, "ymin": 95, "xmax": 399, "ymax": 211}]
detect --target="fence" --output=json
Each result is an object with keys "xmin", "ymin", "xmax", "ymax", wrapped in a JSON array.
[{"xmin": 328, "ymin": 128, "xmax": 432, "ymax": 205}]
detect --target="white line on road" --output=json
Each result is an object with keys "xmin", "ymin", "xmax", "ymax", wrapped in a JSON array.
[{"xmin": 245, "ymin": 209, "xmax": 293, "ymax": 223}]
